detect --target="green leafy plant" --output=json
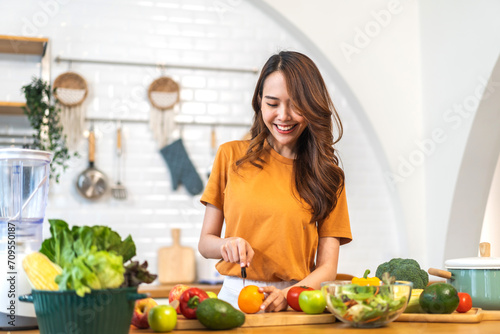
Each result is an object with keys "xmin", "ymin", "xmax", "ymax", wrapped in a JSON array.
[
  {"xmin": 21, "ymin": 77, "xmax": 74, "ymax": 182},
  {"xmin": 40, "ymin": 219, "xmax": 157, "ymax": 297}
]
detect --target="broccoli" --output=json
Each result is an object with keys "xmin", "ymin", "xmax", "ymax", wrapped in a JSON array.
[{"xmin": 375, "ymin": 258, "xmax": 429, "ymax": 289}]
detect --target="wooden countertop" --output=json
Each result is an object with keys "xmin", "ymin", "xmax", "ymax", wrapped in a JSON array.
[
  {"xmin": 4, "ymin": 321, "xmax": 500, "ymax": 334},
  {"xmin": 138, "ymin": 283, "xmax": 222, "ymax": 299}
]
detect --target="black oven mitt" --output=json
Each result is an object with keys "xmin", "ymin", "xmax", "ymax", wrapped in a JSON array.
[{"xmin": 160, "ymin": 139, "xmax": 203, "ymax": 195}]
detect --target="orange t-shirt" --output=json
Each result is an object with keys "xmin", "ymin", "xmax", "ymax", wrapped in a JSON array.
[{"xmin": 200, "ymin": 140, "xmax": 352, "ymax": 282}]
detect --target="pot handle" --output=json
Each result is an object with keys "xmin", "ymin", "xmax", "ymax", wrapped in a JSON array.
[
  {"xmin": 480, "ymin": 242, "xmax": 491, "ymax": 257},
  {"xmin": 428, "ymin": 268, "xmax": 452, "ymax": 279},
  {"xmin": 127, "ymin": 292, "xmax": 148, "ymax": 301},
  {"xmin": 19, "ymin": 294, "xmax": 34, "ymax": 303}
]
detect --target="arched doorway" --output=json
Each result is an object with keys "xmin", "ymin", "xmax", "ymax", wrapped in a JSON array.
[{"xmin": 445, "ymin": 55, "xmax": 500, "ymax": 259}]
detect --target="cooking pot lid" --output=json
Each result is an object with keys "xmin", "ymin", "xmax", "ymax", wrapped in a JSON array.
[{"xmin": 445, "ymin": 257, "xmax": 500, "ymax": 269}]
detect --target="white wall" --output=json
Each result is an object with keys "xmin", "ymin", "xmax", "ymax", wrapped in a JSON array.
[
  {"xmin": 259, "ymin": 0, "xmax": 424, "ymax": 262},
  {"xmin": 482, "ymin": 155, "xmax": 500, "ymax": 257},
  {"xmin": 420, "ymin": 0, "xmax": 500, "ymax": 266},
  {"xmin": 260, "ymin": 0, "xmax": 500, "ymax": 268},
  {"xmin": 0, "ymin": 0, "xmax": 401, "ymax": 280}
]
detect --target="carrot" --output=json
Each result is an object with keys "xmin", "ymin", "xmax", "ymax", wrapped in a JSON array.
[
  {"xmin": 362, "ymin": 316, "xmax": 382, "ymax": 323},
  {"xmin": 344, "ymin": 314, "xmax": 354, "ymax": 321}
]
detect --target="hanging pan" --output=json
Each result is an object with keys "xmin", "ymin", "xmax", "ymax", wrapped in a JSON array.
[{"xmin": 76, "ymin": 126, "xmax": 108, "ymax": 200}]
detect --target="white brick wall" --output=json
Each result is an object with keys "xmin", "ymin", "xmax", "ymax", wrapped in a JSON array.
[{"xmin": 0, "ymin": 0, "xmax": 402, "ymax": 281}]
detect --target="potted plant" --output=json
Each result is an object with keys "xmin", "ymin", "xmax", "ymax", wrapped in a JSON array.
[{"xmin": 21, "ymin": 77, "xmax": 74, "ymax": 182}]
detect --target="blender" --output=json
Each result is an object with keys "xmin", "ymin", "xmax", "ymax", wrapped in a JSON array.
[{"xmin": 0, "ymin": 148, "xmax": 52, "ymax": 331}]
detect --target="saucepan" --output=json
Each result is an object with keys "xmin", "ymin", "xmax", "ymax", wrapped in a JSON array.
[
  {"xmin": 428, "ymin": 242, "xmax": 500, "ymax": 310},
  {"xmin": 76, "ymin": 125, "xmax": 108, "ymax": 200}
]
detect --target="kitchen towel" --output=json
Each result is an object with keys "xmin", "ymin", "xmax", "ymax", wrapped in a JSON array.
[{"xmin": 160, "ymin": 138, "xmax": 203, "ymax": 195}]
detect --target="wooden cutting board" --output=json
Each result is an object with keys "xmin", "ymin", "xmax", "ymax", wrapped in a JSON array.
[
  {"xmin": 175, "ymin": 310, "xmax": 335, "ymax": 330},
  {"xmin": 396, "ymin": 308, "xmax": 500, "ymax": 323},
  {"xmin": 158, "ymin": 228, "xmax": 195, "ymax": 284}
]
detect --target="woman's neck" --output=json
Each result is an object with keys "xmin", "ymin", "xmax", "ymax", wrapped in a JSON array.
[{"xmin": 266, "ymin": 137, "xmax": 296, "ymax": 159}]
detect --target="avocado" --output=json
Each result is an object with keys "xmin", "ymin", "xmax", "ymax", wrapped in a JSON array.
[
  {"xmin": 419, "ymin": 283, "xmax": 459, "ymax": 314},
  {"xmin": 196, "ymin": 298, "xmax": 245, "ymax": 330}
]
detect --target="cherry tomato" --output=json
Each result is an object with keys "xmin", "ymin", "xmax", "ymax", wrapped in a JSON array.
[
  {"xmin": 238, "ymin": 285, "xmax": 265, "ymax": 314},
  {"xmin": 286, "ymin": 286, "xmax": 314, "ymax": 311},
  {"xmin": 456, "ymin": 292, "xmax": 473, "ymax": 313}
]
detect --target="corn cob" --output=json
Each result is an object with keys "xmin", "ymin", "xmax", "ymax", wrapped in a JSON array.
[{"xmin": 22, "ymin": 252, "xmax": 62, "ymax": 290}]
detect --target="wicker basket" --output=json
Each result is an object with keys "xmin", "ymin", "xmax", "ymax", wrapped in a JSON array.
[
  {"xmin": 53, "ymin": 72, "xmax": 88, "ymax": 107},
  {"xmin": 19, "ymin": 287, "xmax": 146, "ymax": 334},
  {"xmin": 148, "ymin": 77, "xmax": 180, "ymax": 110}
]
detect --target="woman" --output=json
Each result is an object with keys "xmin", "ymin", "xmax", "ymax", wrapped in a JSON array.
[{"xmin": 198, "ymin": 51, "xmax": 352, "ymax": 312}]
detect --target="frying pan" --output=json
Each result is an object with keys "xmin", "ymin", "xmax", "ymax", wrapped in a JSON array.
[{"xmin": 76, "ymin": 126, "xmax": 108, "ymax": 200}]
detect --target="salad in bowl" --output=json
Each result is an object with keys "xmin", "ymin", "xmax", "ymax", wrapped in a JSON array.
[{"xmin": 321, "ymin": 271, "xmax": 412, "ymax": 328}]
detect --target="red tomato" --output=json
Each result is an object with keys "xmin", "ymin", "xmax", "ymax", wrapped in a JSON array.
[
  {"xmin": 286, "ymin": 286, "xmax": 314, "ymax": 311},
  {"xmin": 456, "ymin": 292, "xmax": 473, "ymax": 313}
]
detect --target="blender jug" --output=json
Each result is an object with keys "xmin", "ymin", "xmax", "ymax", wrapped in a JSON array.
[{"xmin": 0, "ymin": 148, "xmax": 52, "ymax": 331}]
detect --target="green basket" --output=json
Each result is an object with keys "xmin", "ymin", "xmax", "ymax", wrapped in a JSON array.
[{"xmin": 19, "ymin": 287, "xmax": 147, "ymax": 334}]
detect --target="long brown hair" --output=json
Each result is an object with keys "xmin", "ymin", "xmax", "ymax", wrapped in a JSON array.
[{"xmin": 235, "ymin": 51, "xmax": 344, "ymax": 224}]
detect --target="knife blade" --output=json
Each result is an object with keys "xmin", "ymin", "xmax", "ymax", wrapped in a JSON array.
[{"xmin": 241, "ymin": 266, "xmax": 247, "ymax": 287}]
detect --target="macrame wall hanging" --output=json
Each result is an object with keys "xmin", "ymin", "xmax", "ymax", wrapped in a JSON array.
[
  {"xmin": 148, "ymin": 77, "xmax": 180, "ymax": 147},
  {"xmin": 53, "ymin": 72, "xmax": 88, "ymax": 149}
]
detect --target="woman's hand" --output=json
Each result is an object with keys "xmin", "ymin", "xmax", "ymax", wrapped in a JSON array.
[
  {"xmin": 259, "ymin": 286, "xmax": 288, "ymax": 312},
  {"xmin": 220, "ymin": 237, "xmax": 254, "ymax": 267}
]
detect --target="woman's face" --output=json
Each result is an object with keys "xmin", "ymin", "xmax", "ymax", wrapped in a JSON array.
[{"xmin": 260, "ymin": 71, "xmax": 308, "ymax": 159}]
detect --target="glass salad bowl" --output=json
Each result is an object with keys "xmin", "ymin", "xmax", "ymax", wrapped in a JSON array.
[{"xmin": 321, "ymin": 280, "xmax": 412, "ymax": 328}]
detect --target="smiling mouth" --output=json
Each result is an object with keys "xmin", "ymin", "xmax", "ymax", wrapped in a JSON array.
[{"xmin": 275, "ymin": 124, "xmax": 297, "ymax": 134}]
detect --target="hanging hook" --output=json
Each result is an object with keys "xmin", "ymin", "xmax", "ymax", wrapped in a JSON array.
[{"xmin": 159, "ymin": 63, "xmax": 166, "ymax": 76}]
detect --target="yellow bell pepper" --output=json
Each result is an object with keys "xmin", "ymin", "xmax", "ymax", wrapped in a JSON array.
[{"xmin": 351, "ymin": 269, "xmax": 381, "ymax": 286}]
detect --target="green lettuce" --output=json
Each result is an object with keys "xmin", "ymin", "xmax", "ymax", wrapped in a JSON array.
[
  {"xmin": 56, "ymin": 249, "xmax": 125, "ymax": 297},
  {"xmin": 40, "ymin": 219, "xmax": 76, "ymax": 268},
  {"xmin": 56, "ymin": 255, "xmax": 103, "ymax": 297},
  {"xmin": 39, "ymin": 219, "xmax": 153, "ymax": 297}
]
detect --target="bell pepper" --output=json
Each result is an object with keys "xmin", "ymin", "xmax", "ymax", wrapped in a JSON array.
[
  {"xmin": 179, "ymin": 287, "xmax": 209, "ymax": 319},
  {"xmin": 351, "ymin": 269, "xmax": 381, "ymax": 286}
]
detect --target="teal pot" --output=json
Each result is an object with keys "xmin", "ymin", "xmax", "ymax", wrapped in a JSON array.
[
  {"xmin": 19, "ymin": 287, "xmax": 147, "ymax": 334},
  {"xmin": 429, "ymin": 243, "xmax": 500, "ymax": 310}
]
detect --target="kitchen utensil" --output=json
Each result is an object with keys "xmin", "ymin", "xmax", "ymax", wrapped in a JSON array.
[
  {"xmin": 428, "ymin": 242, "xmax": 500, "ymax": 310},
  {"xmin": 241, "ymin": 266, "xmax": 247, "ymax": 287},
  {"xmin": 19, "ymin": 287, "xmax": 146, "ymax": 334},
  {"xmin": 158, "ymin": 228, "xmax": 196, "ymax": 284},
  {"xmin": 76, "ymin": 126, "xmax": 108, "ymax": 200},
  {"xmin": 175, "ymin": 310, "xmax": 335, "ymax": 330},
  {"xmin": 0, "ymin": 148, "xmax": 52, "ymax": 330},
  {"xmin": 111, "ymin": 123, "xmax": 127, "ymax": 200},
  {"xmin": 397, "ymin": 307, "xmax": 500, "ymax": 323},
  {"xmin": 7, "ymin": 174, "xmax": 47, "ymax": 222},
  {"xmin": 321, "ymin": 280, "xmax": 412, "ymax": 328}
]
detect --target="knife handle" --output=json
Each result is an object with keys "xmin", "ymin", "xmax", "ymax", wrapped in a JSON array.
[{"xmin": 241, "ymin": 266, "xmax": 247, "ymax": 278}]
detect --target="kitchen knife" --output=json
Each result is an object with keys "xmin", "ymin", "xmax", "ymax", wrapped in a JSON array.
[{"xmin": 241, "ymin": 266, "xmax": 247, "ymax": 287}]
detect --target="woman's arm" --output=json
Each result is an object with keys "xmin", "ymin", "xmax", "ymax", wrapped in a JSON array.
[
  {"xmin": 259, "ymin": 236, "xmax": 340, "ymax": 312},
  {"xmin": 198, "ymin": 203, "xmax": 254, "ymax": 266}
]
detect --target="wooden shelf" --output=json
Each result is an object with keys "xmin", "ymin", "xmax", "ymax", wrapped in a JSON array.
[
  {"xmin": 0, "ymin": 35, "xmax": 50, "ymax": 116},
  {"xmin": 0, "ymin": 35, "xmax": 48, "ymax": 56},
  {"xmin": 0, "ymin": 101, "xmax": 26, "ymax": 116}
]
